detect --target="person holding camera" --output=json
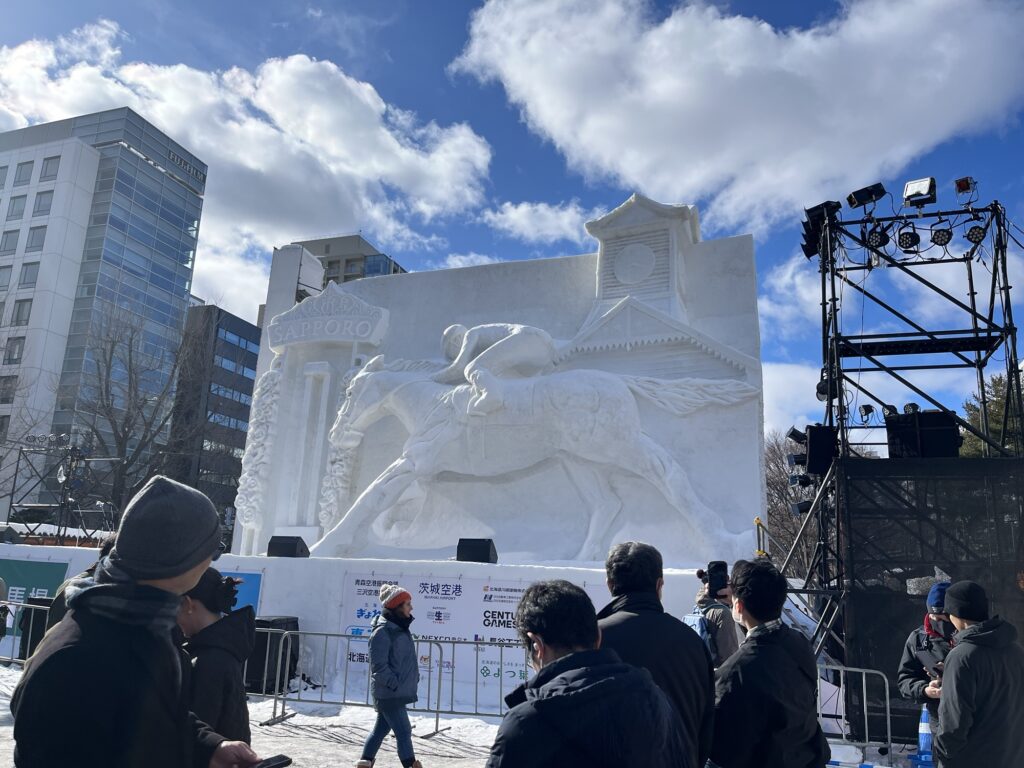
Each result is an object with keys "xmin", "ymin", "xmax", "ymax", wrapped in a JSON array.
[
  {"xmin": 897, "ymin": 581, "xmax": 953, "ymax": 736},
  {"xmin": 689, "ymin": 561, "xmax": 740, "ymax": 666}
]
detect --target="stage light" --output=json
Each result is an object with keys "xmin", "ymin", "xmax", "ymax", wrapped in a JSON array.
[
  {"xmin": 791, "ymin": 500, "xmax": 813, "ymax": 516},
  {"xmin": 867, "ymin": 225, "xmax": 890, "ymax": 249},
  {"xmin": 903, "ymin": 402, "xmax": 921, "ymax": 414},
  {"xmin": 847, "ymin": 183, "xmax": 886, "ymax": 209},
  {"xmin": 897, "ymin": 223, "xmax": 921, "ymax": 252},
  {"xmin": 787, "ymin": 452, "xmax": 808, "ymax": 468},
  {"xmin": 966, "ymin": 225, "xmax": 987, "ymax": 245},
  {"xmin": 816, "ymin": 376, "xmax": 837, "ymax": 402},
  {"xmin": 801, "ymin": 201, "xmax": 842, "ymax": 259},
  {"xmin": 882, "ymin": 404, "xmax": 898, "ymax": 417},
  {"xmin": 787, "ymin": 426, "xmax": 807, "ymax": 445},
  {"xmin": 859, "ymin": 404, "xmax": 875, "ymax": 420},
  {"xmin": 955, "ymin": 176, "xmax": 977, "ymax": 195},
  {"xmin": 930, "ymin": 222, "xmax": 953, "ymax": 247},
  {"xmin": 789, "ymin": 474, "xmax": 814, "ymax": 488},
  {"xmin": 903, "ymin": 177, "xmax": 937, "ymax": 207}
]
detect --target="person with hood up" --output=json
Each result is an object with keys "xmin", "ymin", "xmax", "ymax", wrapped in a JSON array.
[
  {"xmin": 597, "ymin": 541, "xmax": 714, "ymax": 768},
  {"xmin": 693, "ymin": 563, "xmax": 741, "ymax": 666},
  {"xmin": 10, "ymin": 475, "xmax": 259, "ymax": 768},
  {"xmin": 934, "ymin": 580, "xmax": 1024, "ymax": 768},
  {"xmin": 487, "ymin": 579, "xmax": 689, "ymax": 768},
  {"xmin": 896, "ymin": 581, "xmax": 953, "ymax": 736},
  {"xmin": 178, "ymin": 567, "xmax": 255, "ymax": 744},
  {"xmin": 357, "ymin": 583, "xmax": 422, "ymax": 768},
  {"xmin": 708, "ymin": 558, "xmax": 829, "ymax": 768}
]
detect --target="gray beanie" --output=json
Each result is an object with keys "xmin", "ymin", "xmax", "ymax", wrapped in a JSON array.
[{"xmin": 113, "ymin": 476, "xmax": 222, "ymax": 579}]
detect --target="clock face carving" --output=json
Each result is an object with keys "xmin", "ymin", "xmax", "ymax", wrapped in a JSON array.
[{"xmin": 613, "ymin": 243, "xmax": 656, "ymax": 285}]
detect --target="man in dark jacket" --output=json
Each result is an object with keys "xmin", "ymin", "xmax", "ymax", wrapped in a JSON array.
[
  {"xmin": 10, "ymin": 476, "xmax": 259, "ymax": 768},
  {"xmin": 897, "ymin": 581, "xmax": 953, "ymax": 734},
  {"xmin": 934, "ymin": 580, "xmax": 1024, "ymax": 768},
  {"xmin": 45, "ymin": 533, "xmax": 117, "ymax": 630},
  {"xmin": 487, "ymin": 579, "xmax": 689, "ymax": 768},
  {"xmin": 709, "ymin": 558, "xmax": 829, "ymax": 768},
  {"xmin": 597, "ymin": 541, "xmax": 714, "ymax": 767}
]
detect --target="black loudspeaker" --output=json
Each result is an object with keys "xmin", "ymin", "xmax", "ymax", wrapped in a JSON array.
[
  {"xmin": 885, "ymin": 410, "xmax": 961, "ymax": 458},
  {"xmin": 457, "ymin": 538, "xmax": 498, "ymax": 564},
  {"xmin": 267, "ymin": 536, "xmax": 310, "ymax": 558},
  {"xmin": 805, "ymin": 425, "xmax": 838, "ymax": 475},
  {"xmin": 246, "ymin": 616, "xmax": 299, "ymax": 694}
]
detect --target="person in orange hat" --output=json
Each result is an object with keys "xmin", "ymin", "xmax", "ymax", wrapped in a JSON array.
[{"xmin": 357, "ymin": 583, "xmax": 421, "ymax": 768}]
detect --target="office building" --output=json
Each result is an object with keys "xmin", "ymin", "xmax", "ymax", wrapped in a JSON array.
[
  {"xmin": 167, "ymin": 302, "xmax": 260, "ymax": 524},
  {"xmin": 0, "ymin": 108, "xmax": 205, "ymax": 513},
  {"xmin": 294, "ymin": 233, "xmax": 406, "ymax": 287}
]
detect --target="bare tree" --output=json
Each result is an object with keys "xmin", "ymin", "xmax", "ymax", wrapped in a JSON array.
[
  {"xmin": 72, "ymin": 307, "xmax": 204, "ymax": 510},
  {"xmin": 764, "ymin": 429, "xmax": 818, "ymax": 578}
]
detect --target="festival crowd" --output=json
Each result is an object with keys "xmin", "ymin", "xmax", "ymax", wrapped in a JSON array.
[{"xmin": 6, "ymin": 476, "xmax": 1024, "ymax": 768}]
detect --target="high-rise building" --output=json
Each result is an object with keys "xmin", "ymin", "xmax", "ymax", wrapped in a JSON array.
[
  {"xmin": 294, "ymin": 234, "xmax": 406, "ymax": 287},
  {"xmin": 167, "ymin": 302, "xmax": 260, "ymax": 527},
  {"xmin": 0, "ymin": 108, "xmax": 206, "ymax": 513}
]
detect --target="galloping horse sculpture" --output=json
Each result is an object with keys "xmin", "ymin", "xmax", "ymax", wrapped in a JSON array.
[{"xmin": 312, "ymin": 355, "xmax": 757, "ymax": 561}]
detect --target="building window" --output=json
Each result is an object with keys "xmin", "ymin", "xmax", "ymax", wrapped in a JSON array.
[
  {"xmin": 39, "ymin": 156, "xmax": 60, "ymax": 182},
  {"xmin": 3, "ymin": 336, "xmax": 24, "ymax": 365},
  {"xmin": 0, "ymin": 266, "xmax": 11, "ymax": 290},
  {"xmin": 11, "ymin": 299, "xmax": 31, "ymax": 326},
  {"xmin": 217, "ymin": 326, "xmax": 260, "ymax": 355},
  {"xmin": 33, "ymin": 190, "xmax": 53, "ymax": 217},
  {"xmin": 7, "ymin": 196, "xmax": 26, "ymax": 221},
  {"xmin": 324, "ymin": 242, "xmax": 331, "ymax": 255},
  {"xmin": 0, "ymin": 375, "xmax": 17, "ymax": 404},
  {"xmin": 13, "ymin": 161, "xmax": 33, "ymax": 186},
  {"xmin": 210, "ymin": 382, "xmax": 253, "ymax": 407},
  {"xmin": 0, "ymin": 301, "xmax": 5, "ymax": 323},
  {"xmin": 25, "ymin": 226, "xmax": 46, "ymax": 252},
  {"xmin": 344, "ymin": 259, "xmax": 363, "ymax": 275},
  {"xmin": 0, "ymin": 230, "xmax": 18, "ymax": 257},
  {"xmin": 19, "ymin": 263, "xmax": 39, "ymax": 289},
  {"xmin": 207, "ymin": 411, "xmax": 250, "ymax": 431},
  {"xmin": 0, "ymin": 415, "xmax": 9, "ymax": 442},
  {"xmin": 0, "ymin": 166, "xmax": 8, "ymax": 189}
]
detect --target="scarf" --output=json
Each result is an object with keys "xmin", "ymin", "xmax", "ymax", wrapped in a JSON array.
[
  {"xmin": 382, "ymin": 608, "xmax": 414, "ymax": 632},
  {"xmin": 66, "ymin": 555, "xmax": 181, "ymax": 635}
]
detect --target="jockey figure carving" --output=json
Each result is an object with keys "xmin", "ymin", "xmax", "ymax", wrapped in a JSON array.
[{"xmin": 432, "ymin": 323, "xmax": 557, "ymax": 414}]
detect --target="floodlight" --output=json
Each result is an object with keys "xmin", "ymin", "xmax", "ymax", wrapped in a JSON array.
[
  {"xmin": 903, "ymin": 177, "xmax": 937, "ymax": 207},
  {"xmin": 930, "ymin": 222, "xmax": 953, "ymax": 247},
  {"xmin": 882, "ymin": 404, "xmax": 898, "ymax": 417},
  {"xmin": 816, "ymin": 376, "xmax": 837, "ymax": 402},
  {"xmin": 859, "ymin": 404, "xmax": 875, "ymax": 420},
  {"xmin": 966, "ymin": 225, "xmax": 987, "ymax": 245},
  {"xmin": 791, "ymin": 500, "xmax": 813, "ymax": 516},
  {"xmin": 955, "ymin": 176, "xmax": 977, "ymax": 195},
  {"xmin": 897, "ymin": 223, "xmax": 921, "ymax": 252},
  {"xmin": 787, "ymin": 452, "xmax": 808, "ymax": 468},
  {"xmin": 866, "ymin": 225, "xmax": 890, "ymax": 249},
  {"xmin": 789, "ymin": 474, "xmax": 814, "ymax": 488},
  {"xmin": 903, "ymin": 402, "xmax": 921, "ymax": 414},
  {"xmin": 847, "ymin": 183, "xmax": 886, "ymax": 209},
  {"xmin": 787, "ymin": 426, "xmax": 807, "ymax": 445}
]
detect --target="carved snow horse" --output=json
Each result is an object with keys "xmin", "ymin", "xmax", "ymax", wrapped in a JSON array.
[{"xmin": 312, "ymin": 356, "xmax": 756, "ymax": 560}]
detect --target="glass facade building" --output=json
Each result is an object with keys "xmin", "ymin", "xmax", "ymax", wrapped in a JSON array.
[{"xmin": 51, "ymin": 108, "xmax": 207, "ymax": 443}]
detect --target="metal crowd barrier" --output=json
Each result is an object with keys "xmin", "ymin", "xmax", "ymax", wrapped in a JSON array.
[
  {"xmin": 0, "ymin": 602, "xmax": 51, "ymax": 665},
  {"xmin": 818, "ymin": 663, "xmax": 893, "ymax": 764}
]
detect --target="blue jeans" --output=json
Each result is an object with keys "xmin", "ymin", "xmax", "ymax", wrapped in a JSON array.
[{"xmin": 361, "ymin": 702, "xmax": 415, "ymax": 766}]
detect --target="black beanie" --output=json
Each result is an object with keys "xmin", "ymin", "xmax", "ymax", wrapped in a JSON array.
[
  {"xmin": 112, "ymin": 476, "xmax": 222, "ymax": 579},
  {"xmin": 944, "ymin": 580, "xmax": 989, "ymax": 622}
]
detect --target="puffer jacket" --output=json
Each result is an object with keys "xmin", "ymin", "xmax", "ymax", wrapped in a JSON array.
[
  {"xmin": 486, "ymin": 647, "xmax": 690, "ymax": 768},
  {"xmin": 935, "ymin": 617, "xmax": 1024, "ymax": 768},
  {"xmin": 368, "ymin": 611, "xmax": 419, "ymax": 707}
]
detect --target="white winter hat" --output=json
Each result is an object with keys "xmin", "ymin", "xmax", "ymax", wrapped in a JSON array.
[{"xmin": 379, "ymin": 583, "xmax": 412, "ymax": 609}]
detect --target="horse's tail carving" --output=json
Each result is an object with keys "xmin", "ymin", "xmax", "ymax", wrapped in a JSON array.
[{"xmin": 623, "ymin": 376, "xmax": 758, "ymax": 416}]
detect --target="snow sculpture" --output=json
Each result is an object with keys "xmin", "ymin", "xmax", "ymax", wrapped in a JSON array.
[{"xmin": 237, "ymin": 194, "xmax": 764, "ymax": 566}]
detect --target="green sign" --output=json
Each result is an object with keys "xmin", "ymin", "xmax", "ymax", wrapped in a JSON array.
[{"xmin": 1, "ymin": 558, "xmax": 70, "ymax": 641}]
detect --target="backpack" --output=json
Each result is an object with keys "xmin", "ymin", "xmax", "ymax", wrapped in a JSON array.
[{"xmin": 683, "ymin": 602, "xmax": 725, "ymax": 666}]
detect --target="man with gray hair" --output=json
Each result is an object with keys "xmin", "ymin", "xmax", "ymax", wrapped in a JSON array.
[{"xmin": 597, "ymin": 541, "xmax": 714, "ymax": 768}]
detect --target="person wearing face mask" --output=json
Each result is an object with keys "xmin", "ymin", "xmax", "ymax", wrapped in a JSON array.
[
  {"xmin": 178, "ymin": 568, "xmax": 255, "ymax": 744},
  {"xmin": 897, "ymin": 581, "xmax": 954, "ymax": 738}
]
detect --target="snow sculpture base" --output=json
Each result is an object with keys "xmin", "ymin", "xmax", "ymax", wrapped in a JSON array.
[{"xmin": 237, "ymin": 195, "xmax": 764, "ymax": 568}]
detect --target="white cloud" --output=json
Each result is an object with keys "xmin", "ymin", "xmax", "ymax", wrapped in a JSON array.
[
  {"xmin": 762, "ymin": 362, "xmax": 824, "ymax": 436},
  {"xmin": 454, "ymin": 0, "xmax": 1024, "ymax": 234},
  {"xmin": 306, "ymin": 7, "xmax": 324, "ymax": 20},
  {"xmin": 0, "ymin": 21, "xmax": 492, "ymax": 321},
  {"xmin": 757, "ymin": 254, "xmax": 821, "ymax": 347},
  {"xmin": 428, "ymin": 252, "xmax": 504, "ymax": 269},
  {"xmin": 481, "ymin": 200, "xmax": 603, "ymax": 245}
]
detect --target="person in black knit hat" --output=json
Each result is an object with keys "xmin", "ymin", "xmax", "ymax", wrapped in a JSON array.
[
  {"xmin": 179, "ymin": 567, "xmax": 256, "ymax": 744},
  {"xmin": 934, "ymin": 580, "xmax": 1024, "ymax": 768},
  {"xmin": 11, "ymin": 475, "xmax": 260, "ymax": 768}
]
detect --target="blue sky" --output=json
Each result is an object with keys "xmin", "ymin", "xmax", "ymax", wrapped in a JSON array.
[{"xmin": 3, "ymin": 0, "xmax": 1023, "ymax": 435}]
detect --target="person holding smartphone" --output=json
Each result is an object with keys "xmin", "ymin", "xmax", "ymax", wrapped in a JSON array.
[
  {"xmin": 897, "ymin": 581, "xmax": 954, "ymax": 736},
  {"xmin": 357, "ymin": 584, "xmax": 422, "ymax": 768}
]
